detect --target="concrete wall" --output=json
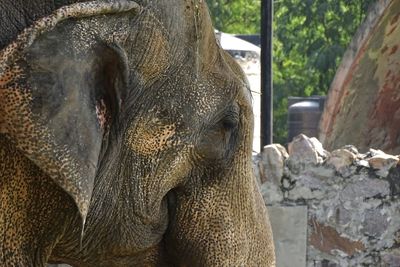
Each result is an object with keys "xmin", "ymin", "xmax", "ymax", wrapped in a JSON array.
[{"xmin": 255, "ymin": 134, "xmax": 400, "ymax": 267}]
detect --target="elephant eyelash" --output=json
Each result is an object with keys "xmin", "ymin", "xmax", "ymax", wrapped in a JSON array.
[
  {"xmin": 221, "ymin": 113, "xmax": 239, "ymax": 131},
  {"xmin": 220, "ymin": 104, "xmax": 240, "ymax": 131}
]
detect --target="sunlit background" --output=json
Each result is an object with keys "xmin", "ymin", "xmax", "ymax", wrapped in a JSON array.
[{"xmin": 206, "ymin": 0, "xmax": 375, "ymax": 145}]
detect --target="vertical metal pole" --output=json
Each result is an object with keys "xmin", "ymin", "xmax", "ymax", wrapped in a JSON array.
[{"xmin": 260, "ymin": 0, "xmax": 273, "ymax": 150}]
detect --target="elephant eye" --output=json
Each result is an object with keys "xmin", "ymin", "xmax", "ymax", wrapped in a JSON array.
[
  {"xmin": 221, "ymin": 113, "xmax": 239, "ymax": 131},
  {"xmin": 220, "ymin": 104, "xmax": 240, "ymax": 131},
  {"xmin": 195, "ymin": 104, "xmax": 240, "ymax": 161}
]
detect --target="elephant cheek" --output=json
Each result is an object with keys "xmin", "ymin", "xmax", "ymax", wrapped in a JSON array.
[{"xmin": 125, "ymin": 119, "xmax": 176, "ymax": 157}]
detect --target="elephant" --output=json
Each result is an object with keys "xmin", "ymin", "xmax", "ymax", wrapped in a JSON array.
[{"xmin": 0, "ymin": 0, "xmax": 275, "ymax": 266}]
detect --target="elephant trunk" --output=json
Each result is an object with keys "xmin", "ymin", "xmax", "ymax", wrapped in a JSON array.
[{"xmin": 164, "ymin": 173, "xmax": 275, "ymax": 266}]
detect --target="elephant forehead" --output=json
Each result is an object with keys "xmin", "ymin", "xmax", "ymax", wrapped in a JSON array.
[
  {"xmin": 123, "ymin": 11, "xmax": 171, "ymax": 85},
  {"xmin": 135, "ymin": 29, "xmax": 169, "ymax": 84},
  {"xmin": 187, "ymin": 82, "xmax": 227, "ymax": 117}
]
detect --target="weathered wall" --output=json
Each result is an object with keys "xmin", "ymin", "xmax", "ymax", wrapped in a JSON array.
[{"xmin": 255, "ymin": 134, "xmax": 400, "ymax": 267}]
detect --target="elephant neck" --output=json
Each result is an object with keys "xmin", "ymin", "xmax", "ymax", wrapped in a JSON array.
[{"xmin": 0, "ymin": 135, "xmax": 76, "ymax": 266}]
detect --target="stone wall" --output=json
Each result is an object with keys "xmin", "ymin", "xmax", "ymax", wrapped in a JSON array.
[{"xmin": 255, "ymin": 134, "xmax": 400, "ymax": 267}]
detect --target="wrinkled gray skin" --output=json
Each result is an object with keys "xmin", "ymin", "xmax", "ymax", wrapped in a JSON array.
[{"xmin": 0, "ymin": 0, "xmax": 275, "ymax": 266}]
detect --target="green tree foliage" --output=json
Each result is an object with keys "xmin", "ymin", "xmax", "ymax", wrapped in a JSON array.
[
  {"xmin": 206, "ymin": 0, "xmax": 261, "ymax": 33},
  {"xmin": 206, "ymin": 0, "xmax": 375, "ymax": 144}
]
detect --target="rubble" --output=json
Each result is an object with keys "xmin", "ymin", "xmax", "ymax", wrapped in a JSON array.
[
  {"xmin": 288, "ymin": 134, "xmax": 325, "ymax": 166},
  {"xmin": 260, "ymin": 144, "xmax": 288, "ymax": 184},
  {"xmin": 258, "ymin": 134, "xmax": 400, "ymax": 267},
  {"xmin": 368, "ymin": 153, "xmax": 399, "ymax": 177}
]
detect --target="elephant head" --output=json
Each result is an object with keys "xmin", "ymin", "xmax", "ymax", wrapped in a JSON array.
[{"xmin": 0, "ymin": 0, "xmax": 275, "ymax": 266}]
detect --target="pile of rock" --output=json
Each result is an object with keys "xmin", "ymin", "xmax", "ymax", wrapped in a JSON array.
[{"xmin": 254, "ymin": 134, "xmax": 400, "ymax": 267}]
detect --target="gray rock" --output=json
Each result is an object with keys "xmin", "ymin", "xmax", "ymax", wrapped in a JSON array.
[
  {"xmin": 312, "ymin": 260, "xmax": 339, "ymax": 267},
  {"xmin": 288, "ymin": 134, "xmax": 324, "ymax": 167},
  {"xmin": 362, "ymin": 209, "xmax": 390, "ymax": 238},
  {"xmin": 306, "ymin": 166, "xmax": 336, "ymax": 180},
  {"xmin": 334, "ymin": 205, "xmax": 352, "ymax": 226},
  {"xmin": 342, "ymin": 145, "xmax": 359, "ymax": 155},
  {"xmin": 368, "ymin": 148, "xmax": 386, "ymax": 157},
  {"xmin": 326, "ymin": 149, "xmax": 356, "ymax": 175},
  {"xmin": 368, "ymin": 154, "xmax": 399, "ymax": 177},
  {"xmin": 355, "ymin": 159, "xmax": 370, "ymax": 168},
  {"xmin": 252, "ymin": 155, "xmax": 261, "ymax": 185},
  {"xmin": 326, "ymin": 149, "xmax": 356, "ymax": 171},
  {"xmin": 382, "ymin": 250, "xmax": 400, "ymax": 267},
  {"xmin": 309, "ymin": 137, "xmax": 330, "ymax": 159},
  {"xmin": 294, "ymin": 173, "xmax": 327, "ymax": 191},
  {"xmin": 260, "ymin": 144, "xmax": 288, "ymax": 184},
  {"xmin": 340, "ymin": 177, "xmax": 390, "ymax": 202},
  {"xmin": 261, "ymin": 182, "xmax": 284, "ymax": 205},
  {"xmin": 288, "ymin": 185, "xmax": 325, "ymax": 201}
]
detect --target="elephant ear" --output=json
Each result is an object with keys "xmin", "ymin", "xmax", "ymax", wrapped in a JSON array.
[{"xmin": 0, "ymin": 1, "xmax": 140, "ymax": 221}]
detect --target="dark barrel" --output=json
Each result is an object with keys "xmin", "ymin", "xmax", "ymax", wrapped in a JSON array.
[{"xmin": 287, "ymin": 96, "xmax": 326, "ymax": 142}]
